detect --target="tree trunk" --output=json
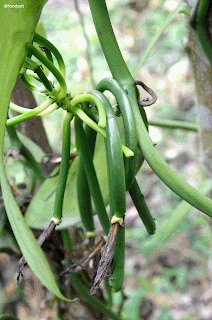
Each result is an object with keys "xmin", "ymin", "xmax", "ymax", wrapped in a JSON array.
[{"xmin": 185, "ymin": 1, "xmax": 212, "ymax": 177}]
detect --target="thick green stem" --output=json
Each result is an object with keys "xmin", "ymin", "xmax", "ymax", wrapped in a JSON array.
[
  {"xmin": 88, "ymin": 0, "xmax": 133, "ymax": 85},
  {"xmin": 133, "ymin": 104, "xmax": 212, "ymax": 219},
  {"xmin": 148, "ymin": 118, "xmax": 198, "ymax": 131},
  {"xmin": 89, "ymin": 0, "xmax": 212, "ymax": 219},
  {"xmin": 7, "ymin": 98, "xmax": 54, "ymax": 127},
  {"xmin": 69, "ymin": 93, "xmax": 107, "ymax": 128}
]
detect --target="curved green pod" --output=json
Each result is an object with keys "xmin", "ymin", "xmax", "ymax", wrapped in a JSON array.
[
  {"xmin": 25, "ymin": 43, "xmax": 67, "ymax": 100},
  {"xmin": 69, "ymin": 93, "xmax": 107, "ymax": 129},
  {"xmin": 74, "ymin": 116, "xmax": 110, "ymax": 235},
  {"xmin": 33, "ymin": 32, "xmax": 66, "ymax": 78},
  {"xmin": 52, "ymin": 112, "xmax": 73, "ymax": 223},
  {"xmin": 77, "ymin": 124, "xmax": 97, "ymax": 235},
  {"xmin": 23, "ymin": 57, "xmax": 54, "ymax": 93},
  {"xmin": 96, "ymin": 78, "xmax": 137, "ymax": 190},
  {"xmin": 34, "ymin": 65, "xmax": 54, "ymax": 93},
  {"xmin": 41, "ymin": 46, "xmax": 54, "ymax": 64},
  {"xmin": 111, "ymin": 224, "xmax": 125, "ymax": 292},
  {"xmin": 20, "ymin": 68, "xmax": 46, "ymax": 92},
  {"xmin": 129, "ymin": 179, "xmax": 156, "ymax": 235},
  {"xmin": 90, "ymin": 90, "xmax": 126, "ymax": 219},
  {"xmin": 133, "ymin": 101, "xmax": 212, "ymax": 219},
  {"xmin": 88, "ymin": 0, "xmax": 212, "ymax": 220}
]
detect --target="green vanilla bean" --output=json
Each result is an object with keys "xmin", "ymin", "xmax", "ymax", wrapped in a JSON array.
[
  {"xmin": 52, "ymin": 112, "xmax": 73, "ymax": 223},
  {"xmin": 88, "ymin": 0, "xmax": 212, "ymax": 219},
  {"xmin": 6, "ymin": 98, "xmax": 54, "ymax": 127},
  {"xmin": 70, "ymin": 95, "xmax": 134, "ymax": 158},
  {"xmin": 89, "ymin": 0, "xmax": 148, "ymax": 187},
  {"xmin": 111, "ymin": 224, "xmax": 125, "ymax": 292},
  {"xmin": 41, "ymin": 46, "xmax": 54, "ymax": 64},
  {"xmin": 77, "ymin": 124, "xmax": 97, "ymax": 235},
  {"xmin": 26, "ymin": 43, "xmax": 67, "ymax": 100},
  {"xmin": 33, "ymin": 33, "xmax": 66, "ymax": 78},
  {"xmin": 133, "ymin": 103, "xmax": 212, "ymax": 219},
  {"xmin": 74, "ymin": 116, "xmax": 110, "ymax": 234},
  {"xmin": 61, "ymin": 230, "xmax": 121, "ymax": 320},
  {"xmin": 105, "ymin": 277, "xmax": 113, "ymax": 309},
  {"xmin": 90, "ymin": 90, "xmax": 126, "ymax": 219},
  {"xmin": 83, "ymin": 100, "xmax": 134, "ymax": 158},
  {"xmin": 96, "ymin": 78, "xmax": 138, "ymax": 190},
  {"xmin": 129, "ymin": 179, "xmax": 156, "ymax": 235},
  {"xmin": 24, "ymin": 57, "xmax": 54, "ymax": 93},
  {"xmin": 20, "ymin": 70, "xmax": 45, "ymax": 92},
  {"xmin": 25, "ymin": 69, "xmax": 41, "ymax": 81},
  {"xmin": 148, "ymin": 118, "xmax": 198, "ymax": 131},
  {"xmin": 34, "ymin": 65, "xmax": 54, "ymax": 93}
]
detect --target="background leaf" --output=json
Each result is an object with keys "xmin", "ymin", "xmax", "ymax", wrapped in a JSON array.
[
  {"xmin": 0, "ymin": 0, "xmax": 69, "ymax": 301},
  {"xmin": 25, "ymin": 133, "xmax": 109, "ymax": 229}
]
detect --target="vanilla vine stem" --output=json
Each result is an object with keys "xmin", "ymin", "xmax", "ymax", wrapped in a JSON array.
[
  {"xmin": 88, "ymin": 0, "xmax": 212, "ymax": 218},
  {"xmin": 6, "ymin": 98, "xmax": 54, "ymax": 127}
]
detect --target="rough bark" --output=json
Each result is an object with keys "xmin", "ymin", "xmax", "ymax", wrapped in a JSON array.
[{"xmin": 185, "ymin": 1, "xmax": 212, "ymax": 176}]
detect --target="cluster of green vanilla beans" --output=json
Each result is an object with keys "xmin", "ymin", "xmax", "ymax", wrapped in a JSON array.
[
  {"xmin": 8, "ymin": 33, "xmax": 155, "ymax": 294},
  {"xmin": 8, "ymin": 25, "xmax": 212, "ymax": 294}
]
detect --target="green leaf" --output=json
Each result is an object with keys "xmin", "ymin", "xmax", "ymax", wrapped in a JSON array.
[
  {"xmin": 0, "ymin": 0, "xmax": 69, "ymax": 301},
  {"xmin": 0, "ymin": 169, "xmax": 69, "ymax": 301},
  {"xmin": 17, "ymin": 130, "xmax": 45, "ymax": 162},
  {"xmin": 25, "ymin": 133, "xmax": 109, "ymax": 229},
  {"xmin": 0, "ymin": 316, "xmax": 20, "ymax": 320}
]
